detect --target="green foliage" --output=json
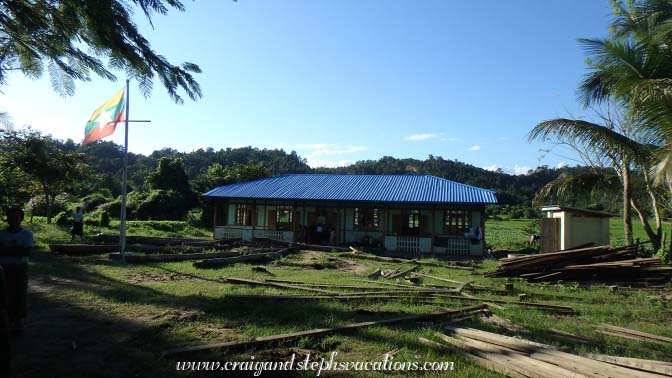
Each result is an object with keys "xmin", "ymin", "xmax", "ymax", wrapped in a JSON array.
[
  {"xmin": 0, "ymin": 0, "xmax": 202, "ymax": 103},
  {"xmin": 135, "ymin": 189, "xmax": 192, "ymax": 220},
  {"xmin": 99, "ymin": 211, "xmax": 111, "ymax": 227},
  {"xmin": 0, "ymin": 129, "xmax": 89, "ymax": 221},
  {"xmin": 81, "ymin": 192, "xmax": 113, "ymax": 213},
  {"xmin": 52, "ymin": 211, "xmax": 70, "ymax": 226}
]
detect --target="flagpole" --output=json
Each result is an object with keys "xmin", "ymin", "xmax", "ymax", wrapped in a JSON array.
[{"xmin": 120, "ymin": 79, "xmax": 130, "ymax": 261}]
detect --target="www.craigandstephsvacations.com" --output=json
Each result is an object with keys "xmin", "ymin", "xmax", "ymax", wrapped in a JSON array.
[{"xmin": 175, "ymin": 352, "xmax": 456, "ymax": 376}]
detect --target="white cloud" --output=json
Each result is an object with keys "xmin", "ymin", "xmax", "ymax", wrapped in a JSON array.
[
  {"xmin": 482, "ymin": 164, "xmax": 533, "ymax": 175},
  {"xmin": 513, "ymin": 165, "xmax": 532, "ymax": 175},
  {"xmin": 275, "ymin": 143, "xmax": 335, "ymax": 150},
  {"xmin": 308, "ymin": 146, "xmax": 367, "ymax": 157},
  {"xmin": 468, "ymin": 145, "xmax": 481, "ymax": 151},
  {"xmin": 439, "ymin": 137, "xmax": 460, "ymax": 142},
  {"xmin": 308, "ymin": 159, "xmax": 356, "ymax": 168},
  {"xmin": 404, "ymin": 133, "xmax": 443, "ymax": 141},
  {"xmin": 276, "ymin": 142, "xmax": 368, "ymax": 168}
]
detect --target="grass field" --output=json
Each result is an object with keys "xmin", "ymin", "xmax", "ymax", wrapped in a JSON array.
[
  {"xmin": 486, "ymin": 217, "xmax": 671, "ymax": 251},
  {"xmin": 9, "ymin": 220, "xmax": 672, "ymax": 377}
]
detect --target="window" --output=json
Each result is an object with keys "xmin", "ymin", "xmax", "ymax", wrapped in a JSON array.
[
  {"xmin": 444, "ymin": 210, "xmax": 471, "ymax": 235},
  {"xmin": 354, "ymin": 208, "xmax": 379, "ymax": 230},
  {"xmin": 408, "ymin": 210, "xmax": 420, "ymax": 230},
  {"xmin": 234, "ymin": 204, "xmax": 251, "ymax": 226},
  {"xmin": 276, "ymin": 206, "xmax": 293, "ymax": 230}
]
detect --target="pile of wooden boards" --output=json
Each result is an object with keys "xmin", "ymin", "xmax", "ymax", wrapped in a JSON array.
[
  {"xmin": 486, "ymin": 244, "xmax": 672, "ymax": 284},
  {"xmin": 51, "ymin": 235, "xmax": 240, "ymax": 255},
  {"xmin": 420, "ymin": 326, "xmax": 672, "ymax": 377}
]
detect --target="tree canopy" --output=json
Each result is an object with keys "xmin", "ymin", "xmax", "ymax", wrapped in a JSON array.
[{"xmin": 0, "ymin": 0, "xmax": 202, "ymax": 103}]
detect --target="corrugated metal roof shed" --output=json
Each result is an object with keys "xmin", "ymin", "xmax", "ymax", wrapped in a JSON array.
[{"xmin": 203, "ymin": 174, "xmax": 497, "ymax": 204}]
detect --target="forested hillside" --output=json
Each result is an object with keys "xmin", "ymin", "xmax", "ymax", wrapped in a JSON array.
[{"xmin": 0, "ymin": 129, "xmax": 601, "ymax": 223}]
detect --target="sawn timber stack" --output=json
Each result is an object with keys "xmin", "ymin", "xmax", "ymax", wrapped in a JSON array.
[{"xmin": 486, "ymin": 244, "xmax": 672, "ymax": 284}]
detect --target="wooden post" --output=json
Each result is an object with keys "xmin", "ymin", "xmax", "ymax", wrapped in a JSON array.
[{"xmin": 212, "ymin": 199, "xmax": 217, "ymax": 240}]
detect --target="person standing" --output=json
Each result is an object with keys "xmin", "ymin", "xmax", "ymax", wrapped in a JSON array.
[
  {"xmin": 0, "ymin": 205, "xmax": 33, "ymax": 333},
  {"xmin": 71, "ymin": 206, "xmax": 84, "ymax": 242}
]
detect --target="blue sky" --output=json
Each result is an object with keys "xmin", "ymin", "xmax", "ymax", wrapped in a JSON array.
[{"xmin": 0, "ymin": 0, "xmax": 613, "ymax": 173}]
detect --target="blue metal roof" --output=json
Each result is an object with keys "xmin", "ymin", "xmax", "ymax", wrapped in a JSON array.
[{"xmin": 203, "ymin": 174, "xmax": 497, "ymax": 204}]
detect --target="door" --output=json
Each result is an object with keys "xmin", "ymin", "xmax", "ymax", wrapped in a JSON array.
[
  {"xmin": 267, "ymin": 210, "xmax": 277, "ymax": 231},
  {"xmin": 540, "ymin": 218, "xmax": 560, "ymax": 253}
]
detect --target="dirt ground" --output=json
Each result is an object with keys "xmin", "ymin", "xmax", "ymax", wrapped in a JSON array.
[{"xmin": 8, "ymin": 251, "xmax": 371, "ymax": 378}]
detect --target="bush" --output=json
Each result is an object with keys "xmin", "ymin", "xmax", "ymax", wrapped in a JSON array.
[
  {"xmin": 99, "ymin": 211, "xmax": 111, "ymax": 227},
  {"xmin": 82, "ymin": 192, "xmax": 113, "ymax": 212},
  {"xmin": 52, "ymin": 211, "xmax": 71, "ymax": 226},
  {"xmin": 134, "ymin": 190, "xmax": 192, "ymax": 220}
]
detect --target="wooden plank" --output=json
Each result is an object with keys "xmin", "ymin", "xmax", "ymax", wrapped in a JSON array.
[
  {"xmin": 109, "ymin": 250, "xmax": 242, "ymax": 263},
  {"xmin": 387, "ymin": 265, "xmax": 420, "ymax": 279},
  {"xmin": 431, "ymin": 294, "xmax": 575, "ymax": 313},
  {"xmin": 482, "ymin": 314, "xmax": 526, "ymax": 332},
  {"xmin": 578, "ymin": 353, "xmax": 672, "ymax": 376},
  {"xmin": 193, "ymin": 249, "xmax": 289, "ymax": 268},
  {"xmin": 224, "ymin": 277, "xmax": 339, "ymax": 295},
  {"xmin": 224, "ymin": 293, "xmax": 442, "ymax": 301},
  {"xmin": 339, "ymin": 252, "xmax": 474, "ymax": 270},
  {"xmin": 598, "ymin": 324, "xmax": 672, "ymax": 344},
  {"xmin": 418, "ymin": 337, "xmax": 529, "ymax": 378},
  {"xmin": 434, "ymin": 333, "xmax": 581, "ymax": 378},
  {"xmin": 444, "ymin": 327, "xmax": 663, "ymax": 378},
  {"xmin": 163, "ymin": 304, "xmax": 487, "ymax": 356}
]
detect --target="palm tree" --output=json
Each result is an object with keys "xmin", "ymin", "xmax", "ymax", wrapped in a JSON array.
[{"xmin": 529, "ymin": 117, "xmax": 664, "ymax": 249}]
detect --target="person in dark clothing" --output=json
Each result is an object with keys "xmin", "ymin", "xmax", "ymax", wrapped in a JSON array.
[{"xmin": 0, "ymin": 206, "xmax": 33, "ymax": 333}]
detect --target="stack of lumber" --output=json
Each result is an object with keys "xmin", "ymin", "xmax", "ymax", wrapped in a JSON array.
[
  {"xmin": 419, "ymin": 326, "xmax": 672, "ymax": 377},
  {"xmin": 193, "ymin": 248, "xmax": 291, "ymax": 268},
  {"xmin": 486, "ymin": 244, "xmax": 672, "ymax": 284},
  {"xmin": 53, "ymin": 236, "xmax": 239, "ymax": 255}
]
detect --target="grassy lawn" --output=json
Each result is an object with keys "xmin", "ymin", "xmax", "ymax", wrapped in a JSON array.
[
  {"xmin": 10, "ymin": 220, "xmax": 672, "ymax": 377},
  {"xmin": 486, "ymin": 217, "xmax": 672, "ymax": 251}
]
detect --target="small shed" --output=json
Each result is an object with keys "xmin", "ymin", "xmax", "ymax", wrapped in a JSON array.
[{"xmin": 540, "ymin": 205, "xmax": 613, "ymax": 253}]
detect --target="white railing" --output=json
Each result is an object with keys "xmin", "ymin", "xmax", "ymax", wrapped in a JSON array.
[
  {"xmin": 396, "ymin": 236, "xmax": 421, "ymax": 253},
  {"xmin": 215, "ymin": 227, "xmax": 243, "ymax": 240},
  {"xmin": 253, "ymin": 230, "xmax": 292, "ymax": 242},
  {"xmin": 444, "ymin": 238, "xmax": 471, "ymax": 255}
]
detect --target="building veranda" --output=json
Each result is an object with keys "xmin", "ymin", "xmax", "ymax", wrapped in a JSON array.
[{"xmin": 204, "ymin": 174, "xmax": 497, "ymax": 256}]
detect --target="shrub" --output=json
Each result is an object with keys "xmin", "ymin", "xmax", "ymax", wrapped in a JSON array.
[
  {"xmin": 135, "ymin": 189, "xmax": 193, "ymax": 220},
  {"xmin": 52, "ymin": 211, "xmax": 71, "ymax": 226},
  {"xmin": 99, "ymin": 211, "xmax": 111, "ymax": 227},
  {"xmin": 82, "ymin": 192, "xmax": 113, "ymax": 212}
]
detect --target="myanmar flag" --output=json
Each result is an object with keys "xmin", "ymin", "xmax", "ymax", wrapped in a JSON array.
[{"xmin": 83, "ymin": 87, "xmax": 126, "ymax": 144}]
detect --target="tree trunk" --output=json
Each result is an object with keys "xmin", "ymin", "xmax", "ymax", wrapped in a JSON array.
[
  {"xmin": 631, "ymin": 198, "xmax": 661, "ymax": 251},
  {"xmin": 44, "ymin": 184, "xmax": 53, "ymax": 224},
  {"xmin": 622, "ymin": 163, "xmax": 633, "ymax": 245}
]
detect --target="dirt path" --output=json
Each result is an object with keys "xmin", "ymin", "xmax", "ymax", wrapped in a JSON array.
[{"xmin": 10, "ymin": 256, "xmax": 180, "ymax": 378}]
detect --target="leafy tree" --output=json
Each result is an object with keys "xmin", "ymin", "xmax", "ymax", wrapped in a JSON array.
[
  {"xmin": 146, "ymin": 157, "xmax": 191, "ymax": 193},
  {"xmin": 145, "ymin": 157, "xmax": 197, "ymax": 211},
  {"xmin": 0, "ymin": 129, "xmax": 89, "ymax": 222},
  {"xmin": 0, "ymin": 0, "xmax": 201, "ymax": 102}
]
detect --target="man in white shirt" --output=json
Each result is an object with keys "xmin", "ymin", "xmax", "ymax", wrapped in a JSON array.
[
  {"xmin": 0, "ymin": 205, "xmax": 33, "ymax": 333},
  {"xmin": 71, "ymin": 206, "xmax": 84, "ymax": 242}
]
